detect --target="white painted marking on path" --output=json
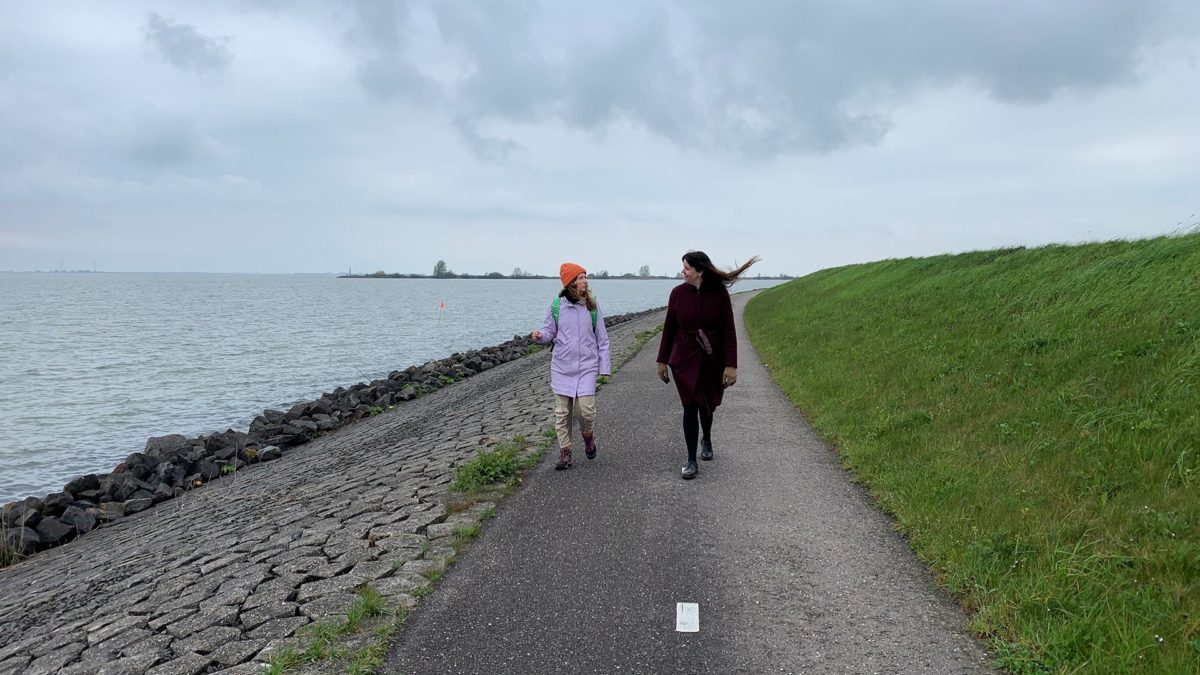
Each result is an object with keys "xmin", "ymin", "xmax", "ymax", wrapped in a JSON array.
[{"xmin": 676, "ymin": 602, "xmax": 699, "ymax": 632}]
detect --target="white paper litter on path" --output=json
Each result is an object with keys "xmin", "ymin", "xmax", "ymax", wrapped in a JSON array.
[{"xmin": 676, "ymin": 602, "xmax": 700, "ymax": 632}]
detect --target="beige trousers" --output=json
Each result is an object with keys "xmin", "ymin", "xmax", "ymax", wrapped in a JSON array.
[{"xmin": 554, "ymin": 394, "xmax": 596, "ymax": 449}]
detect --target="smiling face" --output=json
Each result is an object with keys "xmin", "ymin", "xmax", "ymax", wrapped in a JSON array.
[{"xmin": 682, "ymin": 260, "xmax": 702, "ymax": 287}]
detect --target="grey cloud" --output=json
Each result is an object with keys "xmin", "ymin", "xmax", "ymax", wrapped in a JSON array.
[
  {"xmin": 348, "ymin": 0, "xmax": 1186, "ymax": 158},
  {"xmin": 678, "ymin": 1, "xmax": 1175, "ymax": 153},
  {"xmin": 142, "ymin": 13, "xmax": 233, "ymax": 75},
  {"xmin": 357, "ymin": 55, "xmax": 439, "ymax": 103},
  {"xmin": 453, "ymin": 116, "xmax": 521, "ymax": 161},
  {"xmin": 346, "ymin": 0, "xmax": 439, "ymax": 103},
  {"xmin": 128, "ymin": 118, "xmax": 200, "ymax": 167},
  {"xmin": 561, "ymin": 16, "xmax": 697, "ymax": 146}
]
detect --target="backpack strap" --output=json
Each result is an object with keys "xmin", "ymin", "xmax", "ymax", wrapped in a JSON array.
[{"xmin": 551, "ymin": 296, "xmax": 598, "ymax": 332}]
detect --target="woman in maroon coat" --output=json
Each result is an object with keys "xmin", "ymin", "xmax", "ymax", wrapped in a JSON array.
[{"xmin": 656, "ymin": 251, "xmax": 759, "ymax": 479}]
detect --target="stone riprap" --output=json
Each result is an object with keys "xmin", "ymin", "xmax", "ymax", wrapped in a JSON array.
[
  {"xmin": 1, "ymin": 309, "xmax": 658, "ymax": 562},
  {"xmin": 0, "ymin": 310, "xmax": 664, "ymax": 675}
]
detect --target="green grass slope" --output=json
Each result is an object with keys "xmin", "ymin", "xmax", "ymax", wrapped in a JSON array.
[{"xmin": 745, "ymin": 233, "xmax": 1199, "ymax": 674}]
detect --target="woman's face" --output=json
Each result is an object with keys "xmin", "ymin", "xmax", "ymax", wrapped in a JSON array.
[
  {"xmin": 572, "ymin": 274, "xmax": 589, "ymax": 294},
  {"xmin": 682, "ymin": 260, "xmax": 702, "ymax": 287}
]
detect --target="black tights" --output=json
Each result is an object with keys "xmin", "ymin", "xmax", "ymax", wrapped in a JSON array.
[{"xmin": 682, "ymin": 402, "xmax": 713, "ymax": 462}]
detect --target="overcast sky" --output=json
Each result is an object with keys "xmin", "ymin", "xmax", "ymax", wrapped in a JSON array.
[{"xmin": 2, "ymin": 1, "xmax": 1198, "ymax": 277}]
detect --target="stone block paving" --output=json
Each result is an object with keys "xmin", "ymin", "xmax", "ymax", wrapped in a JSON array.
[{"xmin": 0, "ymin": 314, "xmax": 662, "ymax": 674}]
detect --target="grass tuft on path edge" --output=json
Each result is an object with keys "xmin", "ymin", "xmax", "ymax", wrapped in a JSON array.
[{"xmin": 745, "ymin": 232, "xmax": 1200, "ymax": 674}]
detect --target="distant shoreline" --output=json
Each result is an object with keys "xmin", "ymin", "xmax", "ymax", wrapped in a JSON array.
[{"xmin": 338, "ymin": 274, "xmax": 794, "ymax": 281}]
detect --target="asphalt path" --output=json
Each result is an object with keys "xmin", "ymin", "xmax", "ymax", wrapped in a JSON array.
[{"xmin": 385, "ymin": 292, "xmax": 996, "ymax": 674}]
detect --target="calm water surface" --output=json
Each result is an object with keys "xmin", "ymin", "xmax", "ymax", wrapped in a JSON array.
[{"xmin": 0, "ymin": 273, "xmax": 786, "ymax": 502}]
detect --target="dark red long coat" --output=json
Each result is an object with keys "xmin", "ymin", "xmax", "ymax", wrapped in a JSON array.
[{"xmin": 656, "ymin": 282, "xmax": 737, "ymax": 412}]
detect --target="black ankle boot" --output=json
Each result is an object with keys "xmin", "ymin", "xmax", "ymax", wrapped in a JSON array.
[{"xmin": 681, "ymin": 460, "xmax": 698, "ymax": 480}]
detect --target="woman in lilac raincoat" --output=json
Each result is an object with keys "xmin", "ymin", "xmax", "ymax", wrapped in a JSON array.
[{"xmin": 531, "ymin": 262, "xmax": 611, "ymax": 470}]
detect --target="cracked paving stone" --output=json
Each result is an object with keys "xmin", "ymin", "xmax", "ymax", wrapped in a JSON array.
[
  {"xmin": 173, "ymin": 625, "xmax": 244, "ymax": 655},
  {"xmin": 372, "ymin": 573, "xmax": 430, "ymax": 597},
  {"xmin": 145, "ymin": 651, "xmax": 213, "ymax": 675},
  {"xmin": 164, "ymin": 604, "xmax": 239, "ymax": 639},
  {"xmin": 59, "ymin": 646, "xmax": 121, "ymax": 675},
  {"xmin": 331, "ymin": 546, "xmax": 380, "ymax": 565},
  {"xmin": 0, "ymin": 656, "xmax": 32, "ymax": 675},
  {"xmin": 95, "ymin": 651, "xmax": 163, "ymax": 675},
  {"xmin": 306, "ymin": 560, "xmax": 355, "ymax": 579},
  {"xmin": 86, "ymin": 614, "xmax": 149, "ymax": 645},
  {"xmin": 117, "ymin": 634, "xmax": 173, "ymax": 663},
  {"xmin": 266, "ymin": 545, "xmax": 322, "ymax": 567},
  {"xmin": 152, "ymin": 591, "xmax": 208, "ymax": 616},
  {"xmin": 425, "ymin": 520, "xmax": 474, "ymax": 540},
  {"xmin": 96, "ymin": 586, "xmax": 155, "ymax": 616},
  {"xmin": 423, "ymin": 545, "xmax": 457, "ymax": 562},
  {"xmin": 208, "ymin": 664, "xmax": 266, "ymax": 674},
  {"xmin": 148, "ymin": 608, "xmax": 194, "ymax": 631},
  {"xmin": 242, "ymin": 585, "xmax": 297, "ymax": 612},
  {"xmin": 23, "ymin": 644, "xmax": 84, "ymax": 675},
  {"xmin": 199, "ymin": 554, "xmax": 248, "ymax": 575},
  {"xmin": 240, "ymin": 601, "xmax": 300, "ymax": 631},
  {"xmin": 389, "ymin": 593, "xmax": 419, "ymax": 612},
  {"xmin": 200, "ymin": 588, "xmax": 251, "ymax": 610},
  {"xmin": 209, "ymin": 639, "xmax": 267, "ymax": 667},
  {"xmin": 27, "ymin": 630, "xmax": 82, "ymax": 659},
  {"xmin": 0, "ymin": 636, "xmax": 39, "ymax": 662},
  {"xmin": 92, "ymin": 627, "xmax": 153, "ymax": 655},
  {"xmin": 246, "ymin": 547, "xmax": 286, "ymax": 565},
  {"xmin": 348, "ymin": 559, "xmax": 396, "ymax": 580},
  {"xmin": 367, "ymin": 527, "xmax": 425, "ymax": 548},
  {"xmin": 296, "ymin": 574, "xmax": 370, "ymax": 601},
  {"xmin": 247, "ymin": 616, "xmax": 311, "ymax": 640},
  {"xmin": 298, "ymin": 593, "xmax": 359, "ymax": 620},
  {"xmin": 276, "ymin": 555, "xmax": 328, "ymax": 575}
]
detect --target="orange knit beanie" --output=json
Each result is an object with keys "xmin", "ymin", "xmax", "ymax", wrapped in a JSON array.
[{"xmin": 559, "ymin": 262, "xmax": 586, "ymax": 288}]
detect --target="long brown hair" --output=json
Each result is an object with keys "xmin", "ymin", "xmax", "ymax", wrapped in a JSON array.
[
  {"xmin": 560, "ymin": 283, "xmax": 597, "ymax": 311},
  {"xmin": 683, "ymin": 251, "xmax": 761, "ymax": 289}
]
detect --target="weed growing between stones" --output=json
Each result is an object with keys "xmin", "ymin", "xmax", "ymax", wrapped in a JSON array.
[
  {"xmin": 449, "ymin": 436, "xmax": 540, "ymax": 493},
  {"xmin": 263, "ymin": 584, "xmax": 397, "ymax": 674},
  {"xmin": 0, "ymin": 522, "xmax": 22, "ymax": 568},
  {"xmin": 634, "ymin": 324, "xmax": 664, "ymax": 350}
]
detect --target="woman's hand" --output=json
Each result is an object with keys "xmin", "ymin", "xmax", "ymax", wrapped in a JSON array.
[
  {"xmin": 657, "ymin": 362, "xmax": 670, "ymax": 383},
  {"xmin": 531, "ymin": 330, "xmax": 542, "ymax": 341},
  {"xmin": 722, "ymin": 367, "xmax": 737, "ymax": 388}
]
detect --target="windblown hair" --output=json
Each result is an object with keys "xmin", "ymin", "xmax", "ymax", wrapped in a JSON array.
[
  {"xmin": 683, "ymin": 250, "xmax": 761, "ymax": 290},
  {"xmin": 560, "ymin": 283, "xmax": 597, "ymax": 311}
]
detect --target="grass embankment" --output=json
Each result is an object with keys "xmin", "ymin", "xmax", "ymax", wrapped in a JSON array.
[{"xmin": 744, "ymin": 233, "xmax": 1199, "ymax": 674}]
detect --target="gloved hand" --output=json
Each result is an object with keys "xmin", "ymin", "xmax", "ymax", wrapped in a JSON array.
[
  {"xmin": 722, "ymin": 367, "xmax": 737, "ymax": 388},
  {"xmin": 657, "ymin": 362, "xmax": 670, "ymax": 384}
]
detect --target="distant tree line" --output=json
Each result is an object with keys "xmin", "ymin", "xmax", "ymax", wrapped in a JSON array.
[{"xmin": 337, "ymin": 260, "xmax": 793, "ymax": 280}]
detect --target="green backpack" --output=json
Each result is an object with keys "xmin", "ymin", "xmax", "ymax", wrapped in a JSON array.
[{"xmin": 551, "ymin": 296, "xmax": 598, "ymax": 332}]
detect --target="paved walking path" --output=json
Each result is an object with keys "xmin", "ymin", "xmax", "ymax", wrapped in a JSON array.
[
  {"xmin": 1, "ymin": 292, "xmax": 996, "ymax": 674},
  {"xmin": 385, "ymin": 293, "xmax": 996, "ymax": 674},
  {"xmin": 0, "ymin": 316, "xmax": 657, "ymax": 675}
]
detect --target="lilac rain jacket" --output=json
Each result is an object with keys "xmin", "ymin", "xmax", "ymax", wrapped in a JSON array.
[{"xmin": 534, "ymin": 297, "xmax": 611, "ymax": 397}]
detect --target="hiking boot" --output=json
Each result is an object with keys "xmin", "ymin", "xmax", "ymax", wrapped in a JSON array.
[
  {"xmin": 699, "ymin": 437, "xmax": 713, "ymax": 461},
  {"xmin": 681, "ymin": 460, "xmax": 698, "ymax": 480},
  {"xmin": 555, "ymin": 447, "xmax": 573, "ymax": 470},
  {"xmin": 582, "ymin": 431, "xmax": 597, "ymax": 459}
]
